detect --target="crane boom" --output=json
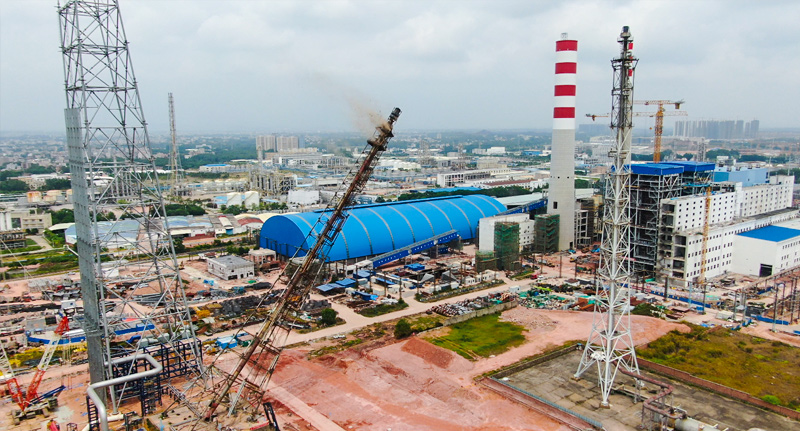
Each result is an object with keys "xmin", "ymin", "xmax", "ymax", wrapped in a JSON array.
[{"xmin": 203, "ymin": 108, "xmax": 402, "ymax": 421}]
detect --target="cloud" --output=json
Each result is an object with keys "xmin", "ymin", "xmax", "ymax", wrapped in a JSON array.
[{"xmin": 1, "ymin": 0, "xmax": 798, "ymax": 134}]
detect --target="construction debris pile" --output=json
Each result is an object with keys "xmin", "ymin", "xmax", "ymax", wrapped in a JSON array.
[{"xmin": 429, "ymin": 292, "xmax": 515, "ymax": 317}]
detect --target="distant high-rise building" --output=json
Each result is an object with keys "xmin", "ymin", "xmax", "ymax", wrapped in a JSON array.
[
  {"xmin": 276, "ymin": 135, "xmax": 299, "ymax": 152},
  {"xmin": 673, "ymin": 119, "xmax": 759, "ymax": 140},
  {"xmin": 256, "ymin": 135, "xmax": 276, "ymax": 160}
]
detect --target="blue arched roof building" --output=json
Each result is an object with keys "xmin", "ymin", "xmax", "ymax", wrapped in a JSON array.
[{"xmin": 260, "ymin": 195, "xmax": 506, "ymax": 261}]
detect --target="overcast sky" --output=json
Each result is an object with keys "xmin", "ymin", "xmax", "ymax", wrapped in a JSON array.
[{"xmin": 1, "ymin": 0, "xmax": 798, "ymax": 135}]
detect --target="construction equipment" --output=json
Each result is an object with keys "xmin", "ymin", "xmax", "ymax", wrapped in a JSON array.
[
  {"xmin": 202, "ymin": 108, "xmax": 402, "ymax": 422},
  {"xmin": 587, "ymin": 100, "xmax": 686, "ymax": 162},
  {"xmin": 697, "ymin": 186, "xmax": 712, "ymax": 313},
  {"xmin": 3, "ymin": 315, "xmax": 69, "ymax": 422}
]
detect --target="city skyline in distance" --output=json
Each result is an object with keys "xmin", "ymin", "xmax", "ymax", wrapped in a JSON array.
[{"xmin": 1, "ymin": 1, "xmax": 798, "ymax": 135}]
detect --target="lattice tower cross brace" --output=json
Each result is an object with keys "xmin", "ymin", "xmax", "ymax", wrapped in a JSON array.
[{"xmin": 574, "ymin": 26, "xmax": 640, "ymax": 408}]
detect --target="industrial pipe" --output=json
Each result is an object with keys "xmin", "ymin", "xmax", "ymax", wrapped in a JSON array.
[{"xmin": 86, "ymin": 354, "xmax": 163, "ymax": 431}]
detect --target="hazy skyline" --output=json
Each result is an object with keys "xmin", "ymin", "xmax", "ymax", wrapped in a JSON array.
[{"xmin": 1, "ymin": 0, "xmax": 798, "ymax": 135}]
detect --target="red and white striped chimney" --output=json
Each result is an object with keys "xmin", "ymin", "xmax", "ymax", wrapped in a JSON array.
[
  {"xmin": 553, "ymin": 34, "xmax": 578, "ymax": 131},
  {"xmin": 548, "ymin": 33, "xmax": 578, "ymax": 251}
]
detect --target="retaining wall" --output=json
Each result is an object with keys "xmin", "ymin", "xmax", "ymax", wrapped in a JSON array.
[
  {"xmin": 443, "ymin": 300, "xmax": 517, "ymax": 326},
  {"xmin": 638, "ymin": 358, "xmax": 800, "ymax": 420}
]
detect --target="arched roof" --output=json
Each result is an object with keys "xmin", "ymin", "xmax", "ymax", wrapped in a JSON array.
[{"xmin": 260, "ymin": 195, "xmax": 505, "ymax": 261}]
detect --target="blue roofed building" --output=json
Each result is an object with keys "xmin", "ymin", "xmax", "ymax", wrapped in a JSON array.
[
  {"xmin": 733, "ymin": 225, "xmax": 800, "ymax": 277},
  {"xmin": 260, "ymin": 195, "xmax": 505, "ymax": 262}
]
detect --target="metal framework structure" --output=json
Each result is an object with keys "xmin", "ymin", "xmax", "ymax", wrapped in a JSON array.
[
  {"xmin": 575, "ymin": 26, "xmax": 640, "ymax": 407},
  {"xmin": 630, "ymin": 170, "xmax": 682, "ymax": 279},
  {"xmin": 168, "ymin": 93, "xmax": 188, "ymax": 197},
  {"xmin": 58, "ymin": 0, "xmax": 202, "ymax": 413},
  {"xmin": 200, "ymin": 108, "xmax": 402, "ymax": 422},
  {"xmin": 633, "ymin": 100, "xmax": 685, "ymax": 163}
]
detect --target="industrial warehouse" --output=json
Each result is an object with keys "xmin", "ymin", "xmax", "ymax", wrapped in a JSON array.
[{"xmin": 0, "ymin": 4, "xmax": 798, "ymax": 431}]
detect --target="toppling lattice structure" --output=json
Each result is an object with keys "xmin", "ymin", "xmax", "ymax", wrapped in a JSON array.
[
  {"xmin": 494, "ymin": 222, "xmax": 520, "ymax": 271},
  {"xmin": 575, "ymin": 26, "xmax": 640, "ymax": 408},
  {"xmin": 629, "ymin": 165, "xmax": 682, "ymax": 280},
  {"xmin": 58, "ymin": 0, "xmax": 202, "ymax": 417},
  {"xmin": 534, "ymin": 214, "xmax": 559, "ymax": 254}
]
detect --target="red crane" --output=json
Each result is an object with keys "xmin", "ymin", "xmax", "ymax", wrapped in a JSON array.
[{"xmin": 2, "ymin": 315, "xmax": 69, "ymax": 413}]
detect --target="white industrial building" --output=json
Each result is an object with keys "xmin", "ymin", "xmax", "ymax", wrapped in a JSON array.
[
  {"xmin": 659, "ymin": 174, "xmax": 796, "ymax": 285},
  {"xmin": 214, "ymin": 191, "xmax": 260, "ymax": 208},
  {"xmin": 287, "ymin": 189, "xmax": 321, "ymax": 206},
  {"xmin": 478, "ymin": 213, "xmax": 535, "ymax": 252},
  {"xmin": 731, "ymin": 225, "xmax": 800, "ymax": 277},
  {"xmin": 207, "ymin": 255, "xmax": 255, "ymax": 280}
]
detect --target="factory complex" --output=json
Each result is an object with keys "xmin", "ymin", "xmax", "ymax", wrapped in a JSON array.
[{"xmin": 1, "ymin": 6, "xmax": 798, "ymax": 431}]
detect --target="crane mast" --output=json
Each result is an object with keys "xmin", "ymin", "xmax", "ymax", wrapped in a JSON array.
[
  {"xmin": 633, "ymin": 100, "xmax": 683, "ymax": 162},
  {"xmin": 203, "ymin": 108, "xmax": 402, "ymax": 421},
  {"xmin": 698, "ymin": 186, "xmax": 712, "ymax": 312}
]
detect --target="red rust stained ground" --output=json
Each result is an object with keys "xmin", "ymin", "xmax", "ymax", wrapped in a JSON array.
[{"xmin": 263, "ymin": 309, "xmax": 687, "ymax": 431}]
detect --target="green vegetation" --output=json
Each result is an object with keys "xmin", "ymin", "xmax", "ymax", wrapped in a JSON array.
[
  {"xmin": 39, "ymin": 178, "xmax": 72, "ymax": 190},
  {"xmin": 396, "ymin": 186, "xmax": 532, "ymax": 202},
  {"xmin": 358, "ymin": 299, "xmax": 409, "ymax": 317},
  {"xmin": 394, "ymin": 319, "xmax": 412, "ymax": 339},
  {"xmin": 428, "ymin": 313, "xmax": 526, "ymax": 360},
  {"xmin": 631, "ymin": 303, "xmax": 663, "ymax": 318},
  {"xmin": 49, "ymin": 209, "xmax": 75, "ymax": 224},
  {"xmin": 320, "ymin": 308, "xmax": 338, "ymax": 326},
  {"xmin": 162, "ymin": 203, "xmax": 206, "ymax": 216},
  {"xmin": 0, "ymin": 179, "xmax": 28, "ymax": 193},
  {"xmin": 638, "ymin": 325, "xmax": 800, "ymax": 410}
]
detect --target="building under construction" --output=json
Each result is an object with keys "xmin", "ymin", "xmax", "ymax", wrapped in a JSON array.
[
  {"xmin": 627, "ymin": 161, "xmax": 714, "ymax": 280},
  {"xmin": 534, "ymin": 214, "xmax": 559, "ymax": 254},
  {"xmin": 494, "ymin": 222, "xmax": 520, "ymax": 271}
]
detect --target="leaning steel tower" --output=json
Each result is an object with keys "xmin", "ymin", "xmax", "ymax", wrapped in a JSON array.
[
  {"xmin": 574, "ymin": 26, "xmax": 639, "ymax": 408},
  {"xmin": 58, "ymin": 0, "xmax": 202, "ymax": 412}
]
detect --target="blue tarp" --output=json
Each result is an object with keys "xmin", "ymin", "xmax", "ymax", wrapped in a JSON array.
[
  {"xmin": 315, "ymin": 283, "xmax": 341, "ymax": 293},
  {"xmin": 355, "ymin": 270, "xmax": 372, "ymax": 279},
  {"xmin": 335, "ymin": 278, "xmax": 357, "ymax": 288},
  {"xmin": 405, "ymin": 263, "xmax": 425, "ymax": 271},
  {"xmin": 353, "ymin": 290, "xmax": 378, "ymax": 301},
  {"xmin": 374, "ymin": 277, "xmax": 397, "ymax": 286},
  {"xmin": 216, "ymin": 336, "xmax": 237, "ymax": 349}
]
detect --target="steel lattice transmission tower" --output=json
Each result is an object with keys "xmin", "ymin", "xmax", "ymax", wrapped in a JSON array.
[
  {"xmin": 168, "ymin": 93, "xmax": 186, "ymax": 197},
  {"xmin": 58, "ymin": 0, "xmax": 203, "ymax": 409},
  {"xmin": 575, "ymin": 26, "xmax": 640, "ymax": 408}
]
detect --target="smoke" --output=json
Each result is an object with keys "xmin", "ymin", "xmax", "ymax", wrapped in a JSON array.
[{"xmin": 309, "ymin": 72, "xmax": 385, "ymax": 136}]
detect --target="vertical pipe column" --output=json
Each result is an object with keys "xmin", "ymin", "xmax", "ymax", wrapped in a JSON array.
[{"xmin": 549, "ymin": 34, "xmax": 578, "ymax": 251}]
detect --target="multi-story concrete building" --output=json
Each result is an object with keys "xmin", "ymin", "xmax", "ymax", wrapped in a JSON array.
[
  {"xmin": 478, "ymin": 213, "xmax": 535, "ymax": 252},
  {"xmin": 276, "ymin": 136, "xmax": 299, "ymax": 152},
  {"xmin": 207, "ymin": 255, "xmax": 255, "ymax": 280},
  {"xmin": 658, "ymin": 174, "xmax": 796, "ymax": 286}
]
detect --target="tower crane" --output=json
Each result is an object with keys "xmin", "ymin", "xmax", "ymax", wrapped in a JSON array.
[
  {"xmin": 697, "ymin": 186, "xmax": 712, "ymax": 313},
  {"xmin": 587, "ymin": 99, "xmax": 686, "ymax": 162},
  {"xmin": 202, "ymin": 108, "xmax": 402, "ymax": 422}
]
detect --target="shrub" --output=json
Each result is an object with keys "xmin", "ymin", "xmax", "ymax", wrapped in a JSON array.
[
  {"xmin": 320, "ymin": 308, "xmax": 338, "ymax": 326},
  {"xmin": 394, "ymin": 319, "xmax": 412, "ymax": 339},
  {"xmin": 762, "ymin": 395, "xmax": 781, "ymax": 405}
]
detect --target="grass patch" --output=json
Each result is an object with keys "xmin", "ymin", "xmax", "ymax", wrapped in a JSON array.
[
  {"xmin": 638, "ymin": 325, "xmax": 800, "ymax": 410},
  {"xmin": 308, "ymin": 338, "xmax": 364, "ymax": 359},
  {"xmin": 358, "ymin": 301, "xmax": 409, "ymax": 317},
  {"xmin": 427, "ymin": 313, "xmax": 526, "ymax": 360}
]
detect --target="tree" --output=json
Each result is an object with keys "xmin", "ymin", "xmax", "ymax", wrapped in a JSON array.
[
  {"xmin": 320, "ymin": 308, "xmax": 338, "ymax": 326},
  {"xmin": 375, "ymin": 196, "xmax": 386, "ymax": 203},
  {"xmin": 173, "ymin": 237, "xmax": 187, "ymax": 254},
  {"xmin": 394, "ymin": 319, "xmax": 412, "ymax": 339},
  {"xmin": 0, "ymin": 179, "xmax": 29, "ymax": 192},
  {"xmin": 39, "ymin": 178, "xmax": 72, "ymax": 190},
  {"xmin": 49, "ymin": 209, "xmax": 75, "ymax": 224}
]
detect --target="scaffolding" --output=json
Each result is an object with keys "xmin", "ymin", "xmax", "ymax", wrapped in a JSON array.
[
  {"xmin": 494, "ymin": 222, "xmax": 520, "ymax": 271},
  {"xmin": 574, "ymin": 198, "xmax": 598, "ymax": 248},
  {"xmin": 534, "ymin": 214, "xmax": 559, "ymax": 254},
  {"xmin": 475, "ymin": 250, "xmax": 497, "ymax": 272},
  {"xmin": 630, "ymin": 168, "xmax": 682, "ymax": 279}
]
